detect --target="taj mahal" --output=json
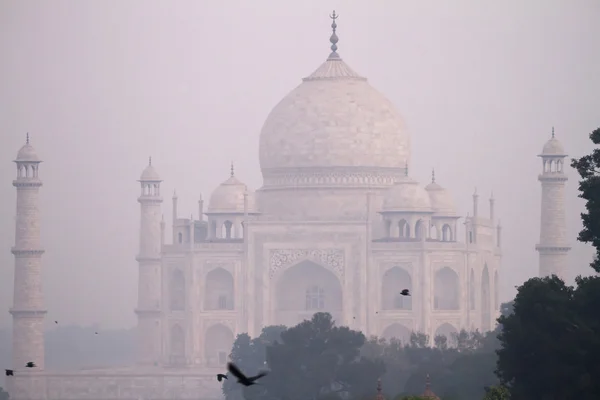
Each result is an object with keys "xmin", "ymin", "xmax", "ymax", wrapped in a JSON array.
[{"xmin": 5, "ymin": 12, "xmax": 570, "ymax": 400}]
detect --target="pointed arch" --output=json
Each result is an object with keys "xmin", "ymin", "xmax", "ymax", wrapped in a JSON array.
[
  {"xmin": 169, "ymin": 269, "xmax": 186, "ymax": 311},
  {"xmin": 469, "ymin": 268, "xmax": 476, "ymax": 310},
  {"xmin": 170, "ymin": 324, "xmax": 185, "ymax": 365},
  {"xmin": 221, "ymin": 220, "xmax": 233, "ymax": 239},
  {"xmin": 204, "ymin": 324, "xmax": 234, "ymax": 367},
  {"xmin": 204, "ymin": 268, "xmax": 234, "ymax": 310},
  {"xmin": 415, "ymin": 219, "xmax": 425, "ymax": 240},
  {"xmin": 434, "ymin": 267, "xmax": 460, "ymax": 310},
  {"xmin": 430, "ymin": 223, "xmax": 439, "ymax": 240},
  {"xmin": 274, "ymin": 260, "xmax": 342, "ymax": 327},
  {"xmin": 382, "ymin": 267, "xmax": 412, "ymax": 310},
  {"xmin": 481, "ymin": 264, "xmax": 491, "ymax": 331},
  {"xmin": 442, "ymin": 224, "xmax": 453, "ymax": 241},
  {"xmin": 381, "ymin": 323, "xmax": 412, "ymax": 345},
  {"xmin": 435, "ymin": 322, "xmax": 458, "ymax": 347},
  {"xmin": 399, "ymin": 219, "xmax": 410, "ymax": 238}
]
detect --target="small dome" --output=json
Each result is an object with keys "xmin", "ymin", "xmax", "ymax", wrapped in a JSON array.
[
  {"xmin": 425, "ymin": 181, "xmax": 457, "ymax": 216},
  {"xmin": 383, "ymin": 176, "xmax": 432, "ymax": 213},
  {"xmin": 208, "ymin": 175, "xmax": 256, "ymax": 214},
  {"xmin": 15, "ymin": 143, "xmax": 40, "ymax": 162},
  {"xmin": 140, "ymin": 164, "xmax": 161, "ymax": 181},
  {"xmin": 541, "ymin": 136, "xmax": 566, "ymax": 156}
]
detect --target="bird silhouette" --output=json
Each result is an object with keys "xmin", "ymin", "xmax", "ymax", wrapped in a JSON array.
[
  {"xmin": 400, "ymin": 289, "xmax": 411, "ymax": 296},
  {"xmin": 25, "ymin": 362, "xmax": 35, "ymax": 368},
  {"xmin": 5, "ymin": 369, "xmax": 13, "ymax": 376},
  {"xmin": 227, "ymin": 362, "xmax": 267, "ymax": 386},
  {"xmin": 216, "ymin": 373, "xmax": 227, "ymax": 382},
  {"xmin": 54, "ymin": 321, "xmax": 58, "ymax": 324}
]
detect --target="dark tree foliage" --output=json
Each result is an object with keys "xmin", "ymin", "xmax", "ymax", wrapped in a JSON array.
[
  {"xmin": 225, "ymin": 308, "xmax": 512, "ymax": 400},
  {"xmin": 571, "ymin": 126, "xmax": 600, "ymax": 272},
  {"xmin": 482, "ymin": 384, "xmax": 510, "ymax": 400},
  {"xmin": 496, "ymin": 275, "xmax": 600, "ymax": 399}
]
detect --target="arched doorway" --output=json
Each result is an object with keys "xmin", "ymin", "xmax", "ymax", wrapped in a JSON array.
[
  {"xmin": 381, "ymin": 267, "xmax": 412, "ymax": 310},
  {"xmin": 170, "ymin": 324, "xmax": 185, "ymax": 365},
  {"xmin": 381, "ymin": 323, "xmax": 412, "ymax": 345},
  {"xmin": 435, "ymin": 322, "xmax": 458, "ymax": 347},
  {"xmin": 204, "ymin": 324, "xmax": 234, "ymax": 367},
  {"xmin": 204, "ymin": 268, "xmax": 234, "ymax": 310},
  {"xmin": 274, "ymin": 260, "xmax": 343, "ymax": 327},
  {"xmin": 434, "ymin": 267, "xmax": 460, "ymax": 310}
]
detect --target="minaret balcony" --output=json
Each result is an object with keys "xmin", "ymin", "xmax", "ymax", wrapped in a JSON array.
[
  {"xmin": 9, "ymin": 308, "xmax": 47, "ymax": 317},
  {"xmin": 11, "ymin": 248, "xmax": 44, "ymax": 257}
]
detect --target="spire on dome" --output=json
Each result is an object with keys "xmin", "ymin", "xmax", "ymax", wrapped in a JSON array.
[
  {"xmin": 404, "ymin": 161, "xmax": 409, "ymax": 176},
  {"xmin": 552, "ymin": 126, "xmax": 555, "ymax": 138},
  {"xmin": 431, "ymin": 168, "xmax": 435, "ymax": 183},
  {"xmin": 149, "ymin": 156, "xmax": 152, "ymax": 166},
  {"xmin": 26, "ymin": 132, "xmax": 29, "ymax": 144},
  {"xmin": 375, "ymin": 379, "xmax": 385, "ymax": 400},
  {"xmin": 328, "ymin": 10, "xmax": 340, "ymax": 59},
  {"xmin": 230, "ymin": 161, "xmax": 235, "ymax": 177}
]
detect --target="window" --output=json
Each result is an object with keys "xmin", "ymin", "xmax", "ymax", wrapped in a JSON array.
[
  {"xmin": 305, "ymin": 286, "xmax": 325, "ymax": 310},
  {"xmin": 178, "ymin": 232, "xmax": 183, "ymax": 244},
  {"xmin": 218, "ymin": 295, "xmax": 227, "ymax": 310}
]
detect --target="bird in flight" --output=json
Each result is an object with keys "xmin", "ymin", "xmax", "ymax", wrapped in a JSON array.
[
  {"xmin": 400, "ymin": 289, "xmax": 411, "ymax": 296},
  {"xmin": 54, "ymin": 321, "xmax": 58, "ymax": 324},
  {"xmin": 216, "ymin": 373, "xmax": 227, "ymax": 382},
  {"xmin": 5, "ymin": 369, "xmax": 13, "ymax": 376},
  {"xmin": 25, "ymin": 362, "xmax": 35, "ymax": 368},
  {"xmin": 227, "ymin": 362, "xmax": 267, "ymax": 387}
]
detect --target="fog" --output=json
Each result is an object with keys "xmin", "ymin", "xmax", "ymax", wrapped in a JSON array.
[{"xmin": 0, "ymin": 0, "xmax": 598, "ymax": 330}]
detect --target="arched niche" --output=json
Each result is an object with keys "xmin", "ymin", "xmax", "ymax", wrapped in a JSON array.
[
  {"xmin": 204, "ymin": 268, "xmax": 234, "ymax": 310},
  {"xmin": 415, "ymin": 219, "xmax": 425, "ymax": 240},
  {"xmin": 399, "ymin": 219, "xmax": 410, "ymax": 238},
  {"xmin": 430, "ymin": 223, "xmax": 439, "ymax": 240},
  {"xmin": 441, "ymin": 224, "xmax": 453, "ymax": 241},
  {"xmin": 381, "ymin": 267, "xmax": 412, "ymax": 310},
  {"xmin": 481, "ymin": 265, "xmax": 491, "ymax": 331},
  {"xmin": 170, "ymin": 324, "xmax": 185, "ymax": 365},
  {"xmin": 204, "ymin": 324, "xmax": 234, "ymax": 367},
  {"xmin": 274, "ymin": 260, "xmax": 343, "ymax": 327},
  {"xmin": 435, "ymin": 322, "xmax": 458, "ymax": 347},
  {"xmin": 434, "ymin": 267, "xmax": 460, "ymax": 310},
  {"xmin": 381, "ymin": 323, "xmax": 412, "ymax": 345},
  {"xmin": 170, "ymin": 269, "xmax": 186, "ymax": 311},
  {"xmin": 221, "ymin": 220, "xmax": 233, "ymax": 239}
]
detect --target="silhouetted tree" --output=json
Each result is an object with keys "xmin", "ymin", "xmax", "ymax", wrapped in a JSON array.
[{"xmin": 571, "ymin": 126, "xmax": 600, "ymax": 272}]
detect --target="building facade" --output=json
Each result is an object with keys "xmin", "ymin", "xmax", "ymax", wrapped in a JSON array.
[{"xmin": 7, "ymin": 14, "xmax": 569, "ymax": 400}]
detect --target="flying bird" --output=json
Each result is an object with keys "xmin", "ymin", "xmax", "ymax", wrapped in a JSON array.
[
  {"xmin": 5, "ymin": 369, "xmax": 13, "ymax": 376},
  {"xmin": 227, "ymin": 362, "xmax": 267, "ymax": 387},
  {"xmin": 25, "ymin": 362, "xmax": 35, "ymax": 368},
  {"xmin": 54, "ymin": 321, "xmax": 58, "ymax": 324},
  {"xmin": 400, "ymin": 289, "xmax": 411, "ymax": 296},
  {"xmin": 216, "ymin": 374, "xmax": 227, "ymax": 382}
]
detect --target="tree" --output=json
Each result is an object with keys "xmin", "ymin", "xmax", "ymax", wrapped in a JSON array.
[
  {"xmin": 571, "ymin": 126, "xmax": 600, "ymax": 272},
  {"xmin": 496, "ymin": 275, "xmax": 596, "ymax": 399},
  {"xmin": 482, "ymin": 385, "xmax": 510, "ymax": 400},
  {"xmin": 264, "ymin": 312, "xmax": 385, "ymax": 400}
]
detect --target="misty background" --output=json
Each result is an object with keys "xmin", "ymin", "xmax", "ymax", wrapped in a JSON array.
[{"xmin": 0, "ymin": 0, "xmax": 598, "ymax": 330}]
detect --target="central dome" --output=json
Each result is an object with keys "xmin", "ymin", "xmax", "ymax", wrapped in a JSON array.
[{"xmin": 258, "ymin": 30, "xmax": 410, "ymax": 188}]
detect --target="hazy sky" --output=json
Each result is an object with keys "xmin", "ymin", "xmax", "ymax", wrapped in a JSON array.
[{"xmin": 0, "ymin": 0, "xmax": 599, "ymax": 329}]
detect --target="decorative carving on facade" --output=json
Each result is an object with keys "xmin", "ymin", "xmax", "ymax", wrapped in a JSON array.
[
  {"xmin": 262, "ymin": 167, "xmax": 403, "ymax": 188},
  {"xmin": 269, "ymin": 248, "xmax": 344, "ymax": 279}
]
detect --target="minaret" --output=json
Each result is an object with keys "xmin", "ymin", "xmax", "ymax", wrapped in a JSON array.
[
  {"xmin": 536, "ymin": 127, "xmax": 571, "ymax": 279},
  {"xmin": 135, "ymin": 157, "xmax": 163, "ymax": 365},
  {"xmin": 10, "ymin": 134, "xmax": 47, "ymax": 371}
]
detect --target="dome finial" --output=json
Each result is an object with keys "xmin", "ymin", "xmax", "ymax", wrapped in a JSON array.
[
  {"xmin": 328, "ymin": 10, "xmax": 340, "ymax": 59},
  {"xmin": 230, "ymin": 161, "xmax": 235, "ymax": 177},
  {"xmin": 148, "ymin": 156, "xmax": 152, "ymax": 166},
  {"xmin": 26, "ymin": 132, "xmax": 29, "ymax": 144},
  {"xmin": 552, "ymin": 126, "xmax": 555, "ymax": 138},
  {"xmin": 431, "ymin": 168, "xmax": 436, "ymax": 183},
  {"xmin": 404, "ymin": 161, "xmax": 409, "ymax": 176}
]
